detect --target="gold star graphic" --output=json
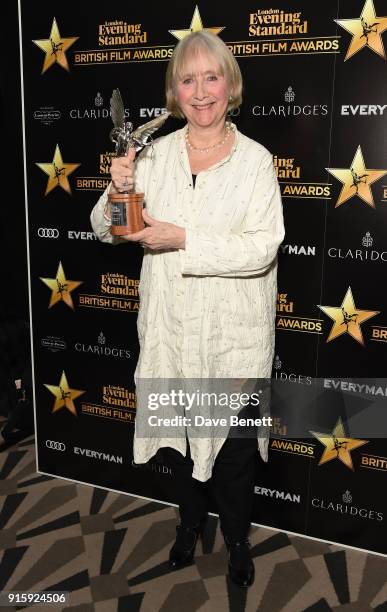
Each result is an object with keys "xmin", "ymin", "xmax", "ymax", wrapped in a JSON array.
[
  {"xmin": 36, "ymin": 144, "xmax": 80, "ymax": 196},
  {"xmin": 169, "ymin": 6, "xmax": 225, "ymax": 40},
  {"xmin": 335, "ymin": 0, "xmax": 387, "ymax": 60},
  {"xmin": 311, "ymin": 418, "xmax": 368, "ymax": 470},
  {"xmin": 326, "ymin": 146, "xmax": 387, "ymax": 208},
  {"xmin": 44, "ymin": 371, "xmax": 85, "ymax": 416},
  {"xmin": 40, "ymin": 261, "xmax": 82, "ymax": 310},
  {"xmin": 32, "ymin": 17, "xmax": 79, "ymax": 73},
  {"xmin": 318, "ymin": 287, "xmax": 379, "ymax": 345}
]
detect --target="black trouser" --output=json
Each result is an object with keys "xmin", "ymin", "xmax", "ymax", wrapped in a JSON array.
[{"xmin": 163, "ymin": 434, "xmax": 257, "ymax": 542}]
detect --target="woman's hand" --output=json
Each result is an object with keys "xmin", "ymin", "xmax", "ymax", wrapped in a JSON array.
[
  {"xmin": 109, "ymin": 148, "xmax": 136, "ymax": 194},
  {"xmin": 122, "ymin": 209, "xmax": 186, "ymax": 251}
]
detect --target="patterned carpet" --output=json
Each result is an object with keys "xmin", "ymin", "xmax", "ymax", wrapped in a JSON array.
[{"xmin": 1, "ymin": 433, "xmax": 387, "ymax": 611}]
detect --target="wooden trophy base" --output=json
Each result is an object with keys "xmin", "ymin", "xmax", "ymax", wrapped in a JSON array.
[{"xmin": 109, "ymin": 192, "xmax": 145, "ymax": 236}]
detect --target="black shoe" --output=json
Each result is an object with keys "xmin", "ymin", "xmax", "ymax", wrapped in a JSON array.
[
  {"xmin": 225, "ymin": 537, "xmax": 255, "ymax": 587},
  {"xmin": 168, "ymin": 519, "xmax": 205, "ymax": 569}
]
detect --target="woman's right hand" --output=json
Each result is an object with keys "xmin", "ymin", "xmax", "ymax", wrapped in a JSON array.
[{"xmin": 109, "ymin": 147, "xmax": 136, "ymax": 194}]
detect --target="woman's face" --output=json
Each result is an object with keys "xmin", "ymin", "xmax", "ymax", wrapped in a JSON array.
[{"xmin": 175, "ymin": 50, "xmax": 231, "ymax": 131}]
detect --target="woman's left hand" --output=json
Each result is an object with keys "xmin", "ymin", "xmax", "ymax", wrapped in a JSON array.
[{"xmin": 122, "ymin": 209, "xmax": 186, "ymax": 250}]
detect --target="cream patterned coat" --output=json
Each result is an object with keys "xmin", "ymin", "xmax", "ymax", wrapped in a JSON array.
[{"xmin": 90, "ymin": 124, "xmax": 285, "ymax": 481}]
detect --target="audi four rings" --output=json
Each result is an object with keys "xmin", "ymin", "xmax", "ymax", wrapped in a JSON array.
[
  {"xmin": 38, "ymin": 228, "xmax": 59, "ymax": 238},
  {"xmin": 45, "ymin": 440, "xmax": 66, "ymax": 451}
]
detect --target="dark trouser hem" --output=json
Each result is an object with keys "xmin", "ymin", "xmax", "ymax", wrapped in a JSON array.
[{"xmin": 163, "ymin": 433, "xmax": 257, "ymax": 540}]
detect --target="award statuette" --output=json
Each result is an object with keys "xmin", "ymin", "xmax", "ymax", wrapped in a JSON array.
[{"xmin": 108, "ymin": 89, "xmax": 170, "ymax": 235}]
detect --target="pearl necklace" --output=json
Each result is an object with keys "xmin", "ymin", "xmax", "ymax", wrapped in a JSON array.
[{"xmin": 185, "ymin": 122, "xmax": 233, "ymax": 154}]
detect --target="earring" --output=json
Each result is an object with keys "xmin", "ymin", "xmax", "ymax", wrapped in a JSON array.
[{"xmin": 229, "ymin": 95, "xmax": 233, "ymax": 102}]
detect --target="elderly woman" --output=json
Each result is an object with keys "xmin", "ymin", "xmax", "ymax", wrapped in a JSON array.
[{"xmin": 91, "ymin": 31, "xmax": 284, "ymax": 588}]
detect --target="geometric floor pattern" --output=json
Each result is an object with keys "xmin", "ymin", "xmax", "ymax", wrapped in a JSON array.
[{"xmin": 1, "ymin": 434, "xmax": 387, "ymax": 611}]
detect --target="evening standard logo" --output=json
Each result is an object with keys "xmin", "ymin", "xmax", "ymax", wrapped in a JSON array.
[
  {"xmin": 274, "ymin": 151, "xmax": 331, "ymax": 199},
  {"xmin": 227, "ymin": 8, "xmax": 339, "ymax": 57},
  {"xmin": 252, "ymin": 86, "xmax": 329, "ymax": 118},
  {"xmin": 74, "ymin": 331, "xmax": 131, "ymax": 359},
  {"xmin": 312, "ymin": 490, "xmax": 383, "ymax": 521},
  {"xmin": 69, "ymin": 92, "xmax": 130, "ymax": 120},
  {"xmin": 41, "ymin": 335, "xmax": 67, "ymax": 353},
  {"xmin": 98, "ymin": 20, "xmax": 147, "ymax": 46},
  {"xmin": 270, "ymin": 416, "xmax": 288, "ymax": 436},
  {"xmin": 81, "ymin": 384, "xmax": 136, "ymax": 423},
  {"xmin": 249, "ymin": 8, "xmax": 308, "ymax": 36},
  {"xmin": 328, "ymin": 232, "xmax": 387, "ymax": 264},
  {"xmin": 73, "ymin": 446, "xmax": 123, "ymax": 464},
  {"xmin": 273, "ymin": 355, "xmax": 312, "ymax": 386},
  {"xmin": 276, "ymin": 293, "xmax": 323, "ymax": 334},
  {"xmin": 78, "ymin": 273, "xmax": 139, "ymax": 312},
  {"xmin": 75, "ymin": 151, "xmax": 113, "ymax": 192},
  {"xmin": 34, "ymin": 107, "xmax": 61, "ymax": 126},
  {"xmin": 270, "ymin": 438, "xmax": 315, "ymax": 457},
  {"xmin": 254, "ymin": 486, "xmax": 301, "ymax": 503},
  {"xmin": 341, "ymin": 104, "xmax": 387, "ymax": 116},
  {"xmin": 74, "ymin": 21, "xmax": 172, "ymax": 65}
]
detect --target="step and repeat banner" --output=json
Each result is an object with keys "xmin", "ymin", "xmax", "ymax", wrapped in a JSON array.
[{"xmin": 20, "ymin": 0, "xmax": 387, "ymax": 554}]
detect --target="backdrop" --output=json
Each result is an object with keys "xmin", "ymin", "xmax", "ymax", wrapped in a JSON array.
[{"xmin": 19, "ymin": 0, "xmax": 387, "ymax": 555}]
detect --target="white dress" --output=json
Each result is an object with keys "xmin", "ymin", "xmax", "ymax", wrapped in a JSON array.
[{"xmin": 90, "ymin": 123, "xmax": 285, "ymax": 481}]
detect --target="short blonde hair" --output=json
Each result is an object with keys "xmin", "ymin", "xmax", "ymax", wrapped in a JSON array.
[{"xmin": 165, "ymin": 31, "xmax": 243, "ymax": 119}]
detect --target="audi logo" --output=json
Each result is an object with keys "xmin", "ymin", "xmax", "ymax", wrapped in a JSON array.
[
  {"xmin": 45, "ymin": 440, "xmax": 66, "ymax": 451},
  {"xmin": 38, "ymin": 228, "xmax": 59, "ymax": 238}
]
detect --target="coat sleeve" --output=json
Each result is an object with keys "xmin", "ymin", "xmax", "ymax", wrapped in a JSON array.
[
  {"xmin": 89, "ymin": 148, "xmax": 151, "ymax": 244},
  {"xmin": 179, "ymin": 152, "xmax": 284, "ymax": 277}
]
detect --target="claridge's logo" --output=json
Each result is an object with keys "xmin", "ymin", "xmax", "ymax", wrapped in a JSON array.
[
  {"xmin": 253, "ymin": 87, "xmax": 329, "ymax": 118},
  {"xmin": 327, "ymin": 232, "xmax": 387, "ymax": 264},
  {"xmin": 74, "ymin": 332, "xmax": 131, "ymax": 359},
  {"xmin": 312, "ymin": 489, "xmax": 383, "ymax": 521},
  {"xmin": 273, "ymin": 355, "xmax": 312, "ymax": 386}
]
